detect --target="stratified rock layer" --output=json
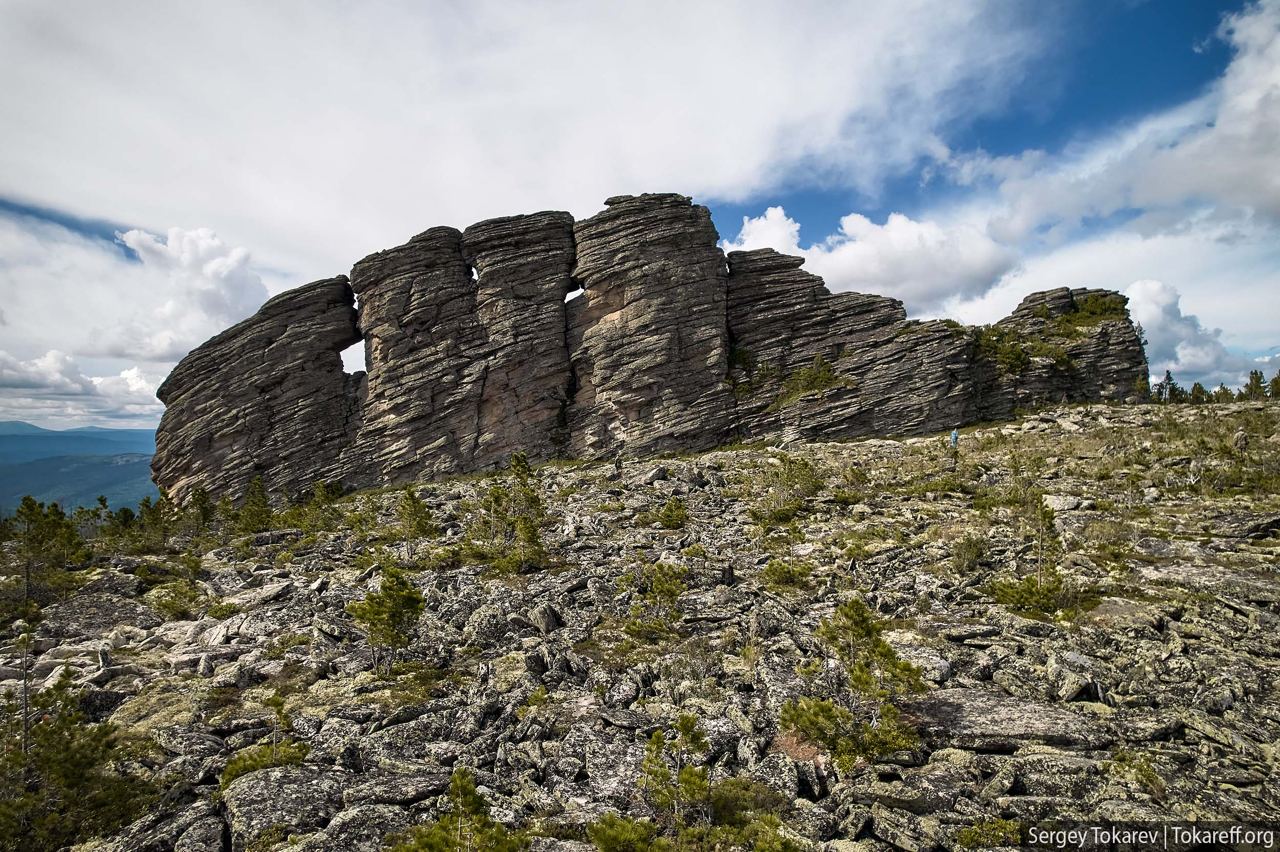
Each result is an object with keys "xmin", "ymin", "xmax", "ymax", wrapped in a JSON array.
[
  {"xmin": 566, "ymin": 194, "xmax": 735, "ymax": 458},
  {"xmin": 153, "ymin": 195, "xmax": 1147, "ymax": 500},
  {"xmin": 152, "ymin": 277, "xmax": 360, "ymax": 501},
  {"xmin": 343, "ymin": 213, "xmax": 577, "ymax": 488}
]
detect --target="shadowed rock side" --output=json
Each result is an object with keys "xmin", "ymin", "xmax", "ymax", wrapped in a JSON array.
[
  {"xmin": 152, "ymin": 195, "xmax": 1148, "ymax": 501},
  {"xmin": 991, "ymin": 286, "xmax": 1149, "ymax": 410},
  {"xmin": 722, "ymin": 252, "xmax": 1147, "ymax": 443},
  {"xmin": 151, "ymin": 277, "xmax": 360, "ymax": 501}
]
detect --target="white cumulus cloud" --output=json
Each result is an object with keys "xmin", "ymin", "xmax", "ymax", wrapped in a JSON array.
[
  {"xmin": 103, "ymin": 227, "xmax": 268, "ymax": 360},
  {"xmin": 1125, "ymin": 280, "xmax": 1278, "ymax": 388},
  {"xmin": 0, "ymin": 0, "xmax": 1048, "ymax": 277},
  {"xmin": 0, "ymin": 349, "xmax": 165, "ymax": 427},
  {"xmin": 0, "ymin": 213, "xmax": 268, "ymax": 366},
  {"xmin": 0, "ymin": 350, "xmax": 94, "ymax": 394},
  {"xmin": 722, "ymin": 206, "xmax": 1018, "ymax": 313},
  {"xmin": 0, "ymin": 213, "xmax": 270, "ymax": 426}
]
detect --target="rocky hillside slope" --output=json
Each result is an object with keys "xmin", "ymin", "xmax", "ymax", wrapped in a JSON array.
[
  {"xmin": 151, "ymin": 194, "xmax": 1146, "ymax": 504},
  {"xmin": 15, "ymin": 402, "xmax": 1278, "ymax": 851}
]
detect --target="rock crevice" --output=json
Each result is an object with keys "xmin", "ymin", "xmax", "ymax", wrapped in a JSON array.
[{"xmin": 153, "ymin": 194, "xmax": 1147, "ymax": 500}]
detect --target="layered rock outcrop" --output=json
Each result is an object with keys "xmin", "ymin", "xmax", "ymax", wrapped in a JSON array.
[
  {"xmin": 153, "ymin": 277, "xmax": 361, "ymax": 501},
  {"xmin": 153, "ymin": 194, "xmax": 1147, "ymax": 500},
  {"xmin": 343, "ymin": 214, "xmax": 577, "ymax": 487},
  {"xmin": 566, "ymin": 194, "xmax": 735, "ymax": 458}
]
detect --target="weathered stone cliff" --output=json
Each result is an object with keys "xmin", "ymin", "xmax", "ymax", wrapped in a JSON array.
[
  {"xmin": 153, "ymin": 277, "xmax": 361, "ymax": 501},
  {"xmin": 153, "ymin": 194, "xmax": 1147, "ymax": 501}
]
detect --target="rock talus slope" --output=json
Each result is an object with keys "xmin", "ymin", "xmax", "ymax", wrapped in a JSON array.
[
  {"xmin": 153, "ymin": 194, "xmax": 1146, "ymax": 501},
  {"xmin": 29, "ymin": 403, "xmax": 1280, "ymax": 850}
]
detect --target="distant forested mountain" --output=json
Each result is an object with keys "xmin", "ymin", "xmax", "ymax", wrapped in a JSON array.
[
  {"xmin": 0, "ymin": 422, "xmax": 158, "ymax": 512},
  {"xmin": 0, "ymin": 421, "xmax": 155, "ymax": 464}
]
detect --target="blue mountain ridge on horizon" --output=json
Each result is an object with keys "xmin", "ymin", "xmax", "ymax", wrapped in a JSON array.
[{"xmin": 0, "ymin": 421, "xmax": 159, "ymax": 513}]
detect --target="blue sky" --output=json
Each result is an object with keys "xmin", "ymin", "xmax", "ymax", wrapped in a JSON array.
[
  {"xmin": 0, "ymin": 0, "xmax": 1277, "ymax": 427},
  {"xmin": 708, "ymin": 1, "xmax": 1244, "ymax": 240}
]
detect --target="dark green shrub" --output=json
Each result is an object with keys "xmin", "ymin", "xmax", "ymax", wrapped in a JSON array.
[
  {"xmin": 588, "ymin": 716, "xmax": 802, "ymax": 851},
  {"xmin": 346, "ymin": 562, "xmax": 425, "ymax": 675},
  {"xmin": 984, "ymin": 566, "xmax": 1098, "ymax": 619},
  {"xmin": 951, "ymin": 533, "xmax": 987, "ymax": 572},
  {"xmin": 780, "ymin": 597, "xmax": 924, "ymax": 768},
  {"xmin": 747, "ymin": 454, "xmax": 824, "ymax": 528},
  {"xmin": 0, "ymin": 668, "xmax": 156, "ymax": 851},
  {"xmin": 815, "ymin": 598, "xmax": 924, "ymax": 698},
  {"xmin": 235, "ymin": 476, "xmax": 273, "ymax": 535},
  {"xmin": 276, "ymin": 481, "xmax": 342, "ymax": 534},
  {"xmin": 1, "ymin": 496, "xmax": 87, "ymax": 626},
  {"xmin": 388, "ymin": 768, "xmax": 526, "ymax": 851},
  {"xmin": 463, "ymin": 452, "xmax": 547, "ymax": 573},
  {"xmin": 767, "ymin": 354, "xmax": 848, "ymax": 411},
  {"xmin": 779, "ymin": 697, "xmax": 918, "ymax": 771},
  {"xmin": 587, "ymin": 813, "xmax": 661, "ymax": 851},
  {"xmin": 655, "ymin": 497, "xmax": 689, "ymax": 530},
  {"xmin": 956, "ymin": 819, "xmax": 1022, "ymax": 848},
  {"xmin": 219, "ymin": 740, "xmax": 309, "ymax": 790},
  {"xmin": 147, "ymin": 579, "xmax": 207, "ymax": 620},
  {"xmin": 762, "ymin": 558, "xmax": 812, "ymax": 592},
  {"xmin": 974, "ymin": 325, "xmax": 1030, "ymax": 374},
  {"xmin": 636, "ymin": 497, "xmax": 689, "ymax": 530},
  {"xmin": 396, "ymin": 486, "xmax": 440, "ymax": 554}
]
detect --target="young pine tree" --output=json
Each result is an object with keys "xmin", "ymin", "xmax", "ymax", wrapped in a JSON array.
[
  {"xmin": 1240, "ymin": 369, "xmax": 1268, "ymax": 401},
  {"xmin": 0, "ymin": 667, "xmax": 155, "ymax": 851},
  {"xmin": 389, "ymin": 768, "xmax": 525, "ymax": 852},
  {"xmin": 3, "ymin": 497, "xmax": 85, "ymax": 626},
  {"xmin": 346, "ymin": 561, "xmax": 425, "ymax": 675},
  {"xmin": 780, "ymin": 598, "xmax": 923, "ymax": 770},
  {"xmin": 465, "ymin": 452, "xmax": 547, "ymax": 572},
  {"xmin": 396, "ymin": 487, "xmax": 439, "ymax": 560},
  {"xmin": 641, "ymin": 714, "xmax": 710, "ymax": 831},
  {"xmin": 235, "ymin": 476, "xmax": 273, "ymax": 535}
]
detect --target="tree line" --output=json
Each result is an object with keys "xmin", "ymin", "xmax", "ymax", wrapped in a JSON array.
[{"xmin": 1150, "ymin": 368, "xmax": 1279, "ymax": 405}]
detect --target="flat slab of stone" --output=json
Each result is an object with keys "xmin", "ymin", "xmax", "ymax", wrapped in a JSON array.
[
  {"xmin": 1136, "ymin": 562, "xmax": 1280, "ymax": 604},
  {"xmin": 903, "ymin": 688, "xmax": 1111, "ymax": 751},
  {"xmin": 40, "ymin": 593, "xmax": 162, "ymax": 638}
]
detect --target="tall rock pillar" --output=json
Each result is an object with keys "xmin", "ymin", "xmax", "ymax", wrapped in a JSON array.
[{"xmin": 566, "ymin": 193, "xmax": 735, "ymax": 457}]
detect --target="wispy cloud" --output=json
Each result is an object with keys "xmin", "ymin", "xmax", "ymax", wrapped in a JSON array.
[
  {"xmin": 723, "ymin": 0, "xmax": 1280, "ymax": 387},
  {"xmin": 0, "ymin": 1, "xmax": 1047, "ymax": 278},
  {"xmin": 0, "ymin": 349, "xmax": 164, "ymax": 427},
  {"xmin": 0, "ymin": 212, "xmax": 267, "ymax": 426}
]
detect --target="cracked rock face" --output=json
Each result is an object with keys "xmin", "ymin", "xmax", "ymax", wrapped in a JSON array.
[
  {"xmin": 565, "ymin": 193, "xmax": 736, "ymax": 459},
  {"xmin": 153, "ymin": 195, "xmax": 1147, "ymax": 502},
  {"xmin": 343, "ymin": 214, "xmax": 578, "ymax": 489}
]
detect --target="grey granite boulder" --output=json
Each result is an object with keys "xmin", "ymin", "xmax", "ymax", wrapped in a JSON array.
[{"xmin": 222, "ymin": 765, "xmax": 344, "ymax": 851}]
